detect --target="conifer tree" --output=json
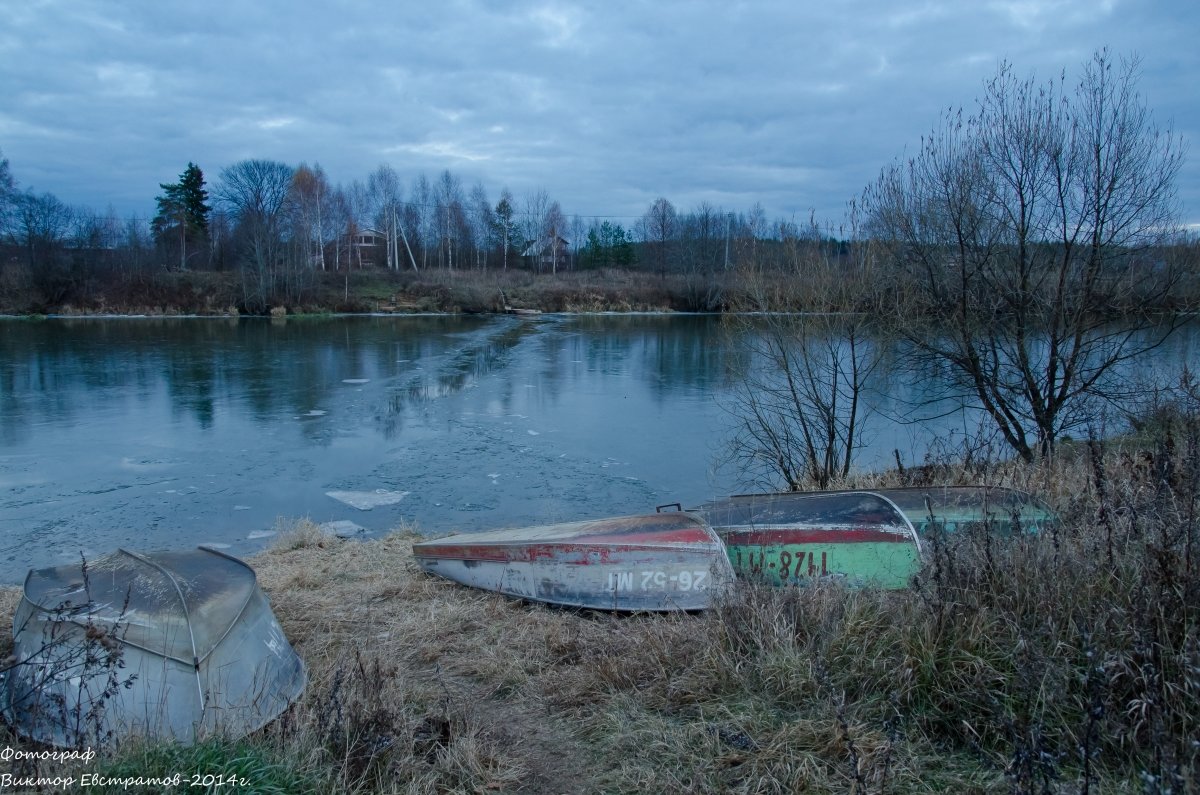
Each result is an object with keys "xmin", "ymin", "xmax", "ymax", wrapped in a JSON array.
[
  {"xmin": 153, "ymin": 162, "xmax": 211, "ymax": 269},
  {"xmin": 0, "ymin": 148, "xmax": 15, "ymax": 236}
]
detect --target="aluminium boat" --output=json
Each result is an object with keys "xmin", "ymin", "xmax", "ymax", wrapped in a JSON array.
[{"xmin": 412, "ymin": 512, "xmax": 735, "ymax": 611}]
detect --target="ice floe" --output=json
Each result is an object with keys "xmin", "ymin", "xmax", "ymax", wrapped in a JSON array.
[
  {"xmin": 319, "ymin": 519, "xmax": 367, "ymax": 538},
  {"xmin": 247, "ymin": 529, "xmax": 277, "ymax": 540},
  {"xmin": 325, "ymin": 489, "xmax": 410, "ymax": 510},
  {"xmin": 342, "ymin": 378, "xmax": 370, "ymax": 385}
]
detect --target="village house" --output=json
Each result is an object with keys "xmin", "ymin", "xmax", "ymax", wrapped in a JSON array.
[{"xmin": 521, "ymin": 235, "xmax": 570, "ymax": 272}]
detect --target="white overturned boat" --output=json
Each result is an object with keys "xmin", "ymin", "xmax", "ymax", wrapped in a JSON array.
[{"xmin": 412, "ymin": 512, "xmax": 734, "ymax": 611}]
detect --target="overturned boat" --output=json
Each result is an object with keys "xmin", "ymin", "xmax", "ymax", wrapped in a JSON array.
[
  {"xmin": 714, "ymin": 486, "xmax": 1053, "ymax": 537},
  {"xmin": 412, "ymin": 512, "xmax": 735, "ymax": 611},
  {"xmin": 839, "ymin": 485, "xmax": 1055, "ymax": 536},
  {"xmin": 689, "ymin": 491, "xmax": 924, "ymax": 589},
  {"xmin": 2, "ymin": 547, "xmax": 306, "ymax": 748}
]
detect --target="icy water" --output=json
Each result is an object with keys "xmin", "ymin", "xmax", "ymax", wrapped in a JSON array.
[
  {"xmin": 1, "ymin": 314, "xmax": 1193, "ymax": 583},
  {"xmin": 0, "ymin": 314, "xmax": 743, "ymax": 582}
]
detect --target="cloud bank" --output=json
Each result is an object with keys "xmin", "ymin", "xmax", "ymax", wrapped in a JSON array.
[{"xmin": 2, "ymin": 0, "xmax": 1196, "ymax": 228}]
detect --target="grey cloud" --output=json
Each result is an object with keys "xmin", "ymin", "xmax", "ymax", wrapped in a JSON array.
[{"xmin": 1, "ymin": 0, "xmax": 1196, "ymax": 228}]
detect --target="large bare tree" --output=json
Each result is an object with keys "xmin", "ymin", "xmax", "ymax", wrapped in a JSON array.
[
  {"xmin": 864, "ymin": 51, "xmax": 1186, "ymax": 462},
  {"xmin": 216, "ymin": 159, "xmax": 296, "ymax": 310}
]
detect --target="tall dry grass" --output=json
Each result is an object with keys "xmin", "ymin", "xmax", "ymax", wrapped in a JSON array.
[{"xmin": 552, "ymin": 426, "xmax": 1199, "ymax": 792}]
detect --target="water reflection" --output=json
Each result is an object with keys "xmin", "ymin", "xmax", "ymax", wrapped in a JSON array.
[
  {"xmin": 0, "ymin": 314, "xmax": 747, "ymax": 582},
  {"xmin": 2, "ymin": 314, "xmax": 1193, "ymax": 584}
]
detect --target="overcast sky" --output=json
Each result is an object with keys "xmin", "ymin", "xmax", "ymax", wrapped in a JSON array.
[{"xmin": 2, "ymin": 0, "xmax": 1198, "ymax": 230}]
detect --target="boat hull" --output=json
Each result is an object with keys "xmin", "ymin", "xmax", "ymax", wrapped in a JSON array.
[
  {"xmin": 857, "ymin": 486, "xmax": 1055, "ymax": 536},
  {"xmin": 694, "ymin": 492, "xmax": 923, "ymax": 589},
  {"xmin": 710, "ymin": 486, "xmax": 1055, "ymax": 537},
  {"xmin": 413, "ymin": 513, "xmax": 734, "ymax": 611}
]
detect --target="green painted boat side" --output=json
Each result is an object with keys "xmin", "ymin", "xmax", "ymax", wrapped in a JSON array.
[
  {"xmin": 720, "ymin": 536, "xmax": 921, "ymax": 589},
  {"xmin": 713, "ymin": 486, "xmax": 1056, "ymax": 537},
  {"xmin": 867, "ymin": 487, "xmax": 1055, "ymax": 536},
  {"xmin": 692, "ymin": 492, "xmax": 923, "ymax": 590}
]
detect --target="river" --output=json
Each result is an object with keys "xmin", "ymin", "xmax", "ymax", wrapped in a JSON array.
[{"xmin": 1, "ymin": 313, "xmax": 1193, "ymax": 583}]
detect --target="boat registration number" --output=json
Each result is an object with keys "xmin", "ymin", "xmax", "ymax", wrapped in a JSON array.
[{"xmin": 606, "ymin": 570, "xmax": 709, "ymax": 592}]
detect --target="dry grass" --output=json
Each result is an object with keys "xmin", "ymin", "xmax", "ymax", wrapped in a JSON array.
[
  {"xmin": 248, "ymin": 527, "xmax": 605, "ymax": 793},
  {"xmin": 242, "ymin": 432, "xmax": 1197, "ymax": 793}
]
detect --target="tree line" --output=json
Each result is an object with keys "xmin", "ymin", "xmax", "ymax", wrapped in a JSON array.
[{"xmin": 0, "ymin": 148, "xmax": 824, "ymax": 312}]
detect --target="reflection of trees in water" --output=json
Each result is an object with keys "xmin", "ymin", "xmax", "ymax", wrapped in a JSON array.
[
  {"xmin": 0, "ymin": 319, "xmax": 232, "ymax": 445},
  {"xmin": 0, "ymin": 316, "xmax": 497, "ymax": 446},
  {"xmin": 4, "ymin": 316, "xmax": 1193, "ymax": 454},
  {"xmin": 548, "ymin": 315, "xmax": 733, "ymax": 402}
]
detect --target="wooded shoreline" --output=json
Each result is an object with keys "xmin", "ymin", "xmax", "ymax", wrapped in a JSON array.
[{"xmin": 4, "ymin": 256, "xmax": 1199, "ymax": 318}]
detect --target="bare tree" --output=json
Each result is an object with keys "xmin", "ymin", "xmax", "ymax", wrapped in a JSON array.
[
  {"xmin": 292, "ymin": 163, "xmax": 332, "ymax": 271},
  {"xmin": 325, "ymin": 186, "xmax": 351, "ymax": 272},
  {"xmin": 522, "ymin": 189, "xmax": 550, "ymax": 269},
  {"xmin": 641, "ymin": 197, "xmax": 677, "ymax": 275},
  {"xmin": 495, "ymin": 189, "xmax": 517, "ymax": 272},
  {"xmin": 13, "ymin": 190, "xmax": 76, "ymax": 305},
  {"xmin": 411, "ymin": 173, "xmax": 434, "ymax": 271},
  {"xmin": 14, "ymin": 191, "xmax": 72, "ymax": 265},
  {"xmin": 343, "ymin": 180, "xmax": 372, "ymax": 270},
  {"xmin": 436, "ymin": 170, "xmax": 465, "ymax": 271},
  {"xmin": 368, "ymin": 165, "xmax": 417, "ymax": 272},
  {"xmin": 864, "ymin": 50, "xmax": 1187, "ymax": 462},
  {"xmin": 678, "ymin": 201, "xmax": 727, "ymax": 308},
  {"xmin": 569, "ymin": 214, "xmax": 585, "ymax": 269},
  {"xmin": 468, "ymin": 183, "xmax": 494, "ymax": 270},
  {"xmin": 724, "ymin": 233, "xmax": 883, "ymax": 490},
  {"xmin": 216, "ymin": 159, "xmax": 296, "ymax": 310},
  {"xmin": 544, "ymin": 200, "xmax": 567, "ymax": 274}
]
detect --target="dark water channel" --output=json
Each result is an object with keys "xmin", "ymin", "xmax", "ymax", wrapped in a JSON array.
[{"xmin": 1, "ymin": 314, "xmax": 1193, "ymax": 584}]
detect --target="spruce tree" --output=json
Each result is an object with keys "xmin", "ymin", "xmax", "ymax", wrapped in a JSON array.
[{"xmin": 153, "ymin": 162, "xmax": 210, "ymax": 269}]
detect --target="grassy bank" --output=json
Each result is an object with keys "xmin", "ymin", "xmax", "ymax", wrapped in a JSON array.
[
  {"xmin": 0, "ymin": 440, "xmax": 1197, "ymax": 793},
  {"xmin": 0, "ymin": 266, "xmax": 738, "ymax": 316}
]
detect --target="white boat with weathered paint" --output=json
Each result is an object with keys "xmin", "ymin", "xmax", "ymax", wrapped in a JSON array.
[{"xmin": 412, "ymin": 512, "xmax": 735, "ymax": 611}]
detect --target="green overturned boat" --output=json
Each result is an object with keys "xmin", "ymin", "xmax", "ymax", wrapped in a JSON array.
[
  {"xmin": 690, "ymin": 491, "xmax": 923, "ymax": 589},
  {"xmin": 689, "ymin": 486, "xmax": 1052, "ymax": 590},
  {"xmin": 799, "ymin": 486, "xmax": 1056, "ymax": 537}
]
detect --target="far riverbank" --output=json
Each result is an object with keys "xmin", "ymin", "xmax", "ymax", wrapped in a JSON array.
[{"xmin": 1, "ymin": 267, "xmax": 748, "ymax": 317}]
